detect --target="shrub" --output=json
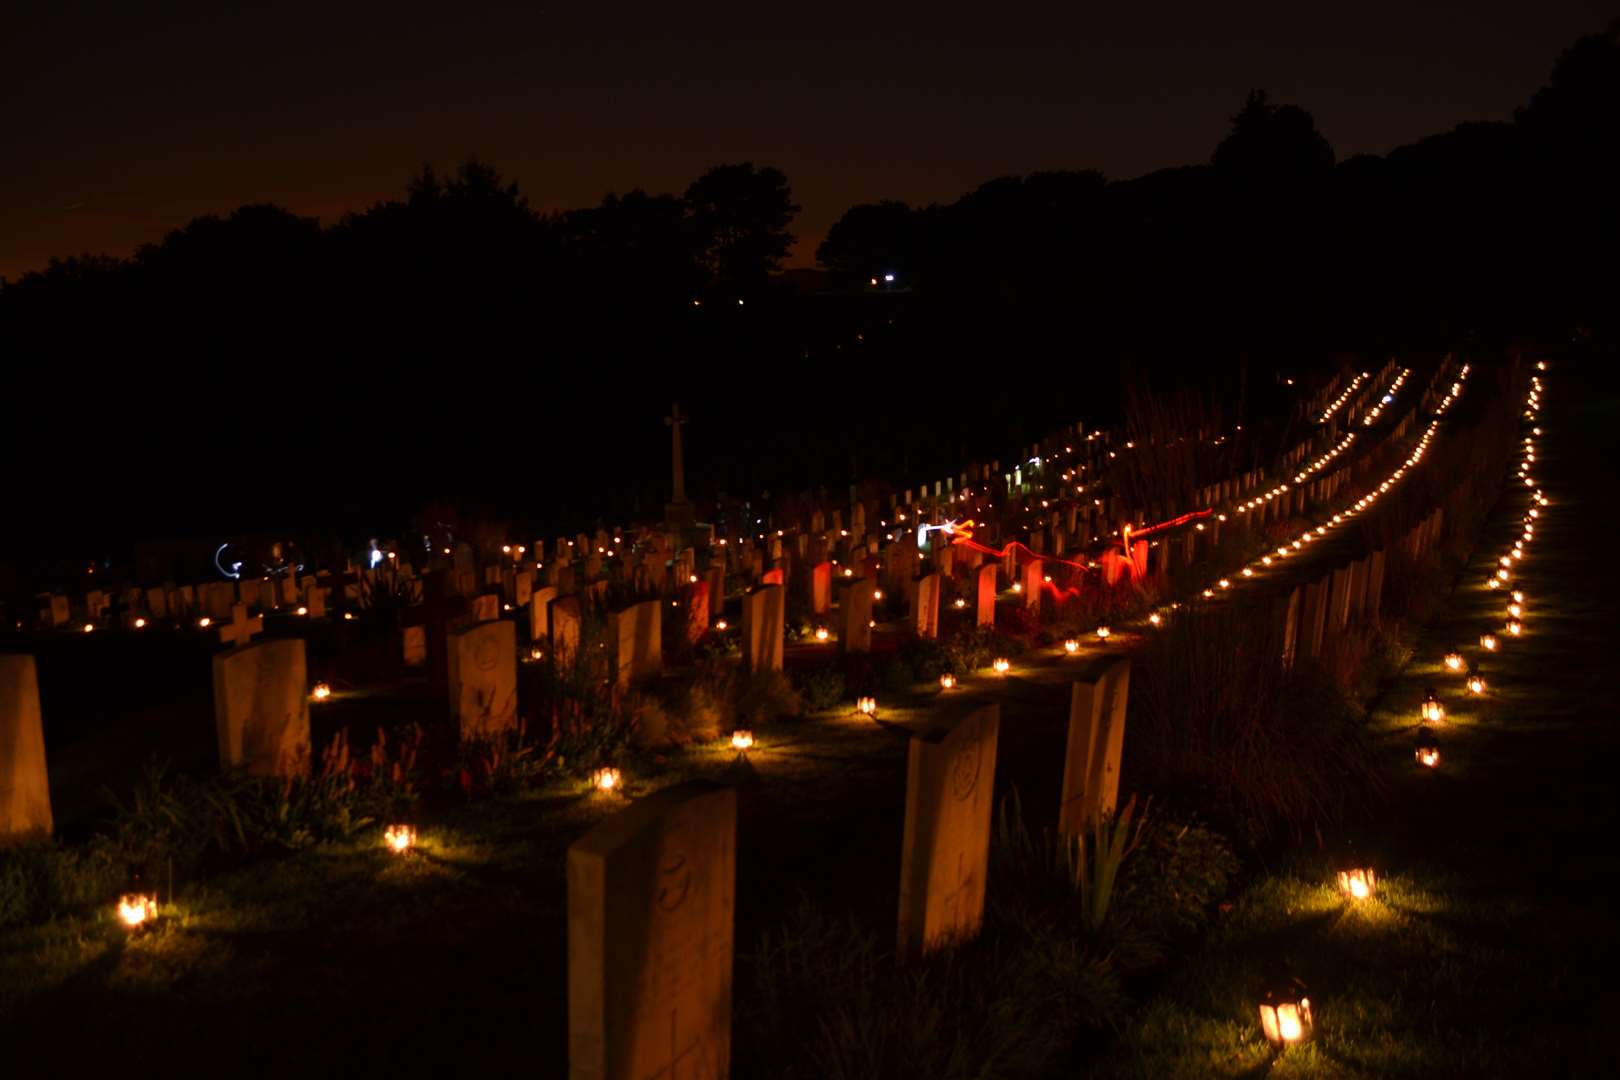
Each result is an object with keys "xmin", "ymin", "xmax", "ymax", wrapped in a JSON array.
[{"xmin": 794, "ymin": 665, "xmax": 847, "ymax": 712}]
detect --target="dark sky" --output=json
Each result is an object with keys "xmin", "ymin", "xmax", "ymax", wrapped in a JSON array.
[{"xmin": 1, "ymin": 1, "xmax": 1606, "ymax": 284}]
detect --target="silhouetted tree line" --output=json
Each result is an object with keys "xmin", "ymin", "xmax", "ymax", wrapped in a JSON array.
[{"xmin": 0, "ymin": 24, "xmax": 1613, "ymax": 566}]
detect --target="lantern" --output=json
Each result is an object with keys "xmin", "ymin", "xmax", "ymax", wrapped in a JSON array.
[
  {"xmin": 814, "ymin": 627, "xmax": 830, "ymax": 643},
  {"xmin": 383, "ymin": 824, "xmax": 416, "ymax": 854},
  {"xmin": 873, "ymin": 590, "xmax": 884, "ymax": 601},
  {"xmin": 1505, "ymin": 618, "xmax": 1522, "ymax": 636},
  {"xmin": 855, "ymin": 696, "xmax": 877, "ymax": 716},
  {"xmin": 1096, "ymin": 626, "xmax": 1111, "ymax": 640},
  {"xmin": 311, "ymin": 682, "xmax": 332, "ymax": 701},
  {"xmin": 1258, "ymin": 983, "xmax": 1314, "ymax": 1046},
  {"xmin": 133, "ymin": 617, "xmax": 147, "ymax": 629},
  {"xmin": 715, "ymin": 620, "xmax": 728, "ymax": 631},
  {"xmin": 1443, "ymin": 651, "xmax": 1463, "ymax": 672},
  {"xmin": 939, "ymin": 673, "xmax": 957, "ymax": 690},
  {"xmin": 730, "ymin": 729, "xmax": 754, "ymax": 752},
  {"xmin": 1415, "ymin": 734, "xmax": 1440, "ymax": 768},
  {"xmin": 1337, "ymin": 867, "xmax": 1376, "ymax": 901},
  {"xmin": 953, "ymin": 598, "xmax": 967, "ymax": 609},
  {"xmin": 1063, "ymin": 639, "xmax": 1080, "ymax": 655},
  {"xmin": 1202, "ymin": 588, "xmax": 1214, "ymax": 598},
  {"xmin": 1420, "ymin": 690, "xmax": 1444, "ymax": 724},
  {"xmin": 117, "ymin": 893, "xmax": 159, "ymax": 930},
  {"xmin": 198, "ymin": 616, "xmax": 212, "ymax": 628},
  {"xmin": 1511, "ymin": 587, "xmax": 1524, "ymax": 604},
  {"xmin": 1467, "ymin": 673, "xmax": 1486, "ymax": 695},
  {"xmin": 296, "ymin": 605, "xmax": 309, "ymax": 616},
  {"xmin": 1012, "ymin": 582, "xmax": 1023, "ymax": 594},
  {"xmin": 591, "ymin": 766, "xmax": 622, "ymax": 793},
  {"xmin": 1485, "ymin": 577, "xmax": 1500, "ymax": 590},
  {"xmin": 1506, "ymin": 602, "xmax": 1522, "ymax": 619},
  {"xmin": 1218, "ymin": 578, "xmax": 1231, "ymax": 589},
  {"xmin": 1496, "ymin": 568, "xmax": 1510, "ymax": 581},
  {"xmin": 1480, "ymin": 633, "xmax": 1498, "ymax": 652},
  {"xmin": 530, "ymin": 647, "xmax": 544, "ymax": 661},
  {"xmin": 992, "ymin": 657, "xmax": 1011, "ymax": 674}
]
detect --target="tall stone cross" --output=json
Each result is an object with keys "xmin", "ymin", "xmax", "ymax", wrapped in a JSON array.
[
  {"xmin": 665, "ymin": 402, "xmax": 689, "ymax": 506},
  {"xmin": 664, "ymin": 402, "xmax": 695, "ymax": 527},
  {"xmin": 403, "ymin": 570, "xmax": 468, "ymax": 699},
  {"xmin": 218, "ymin": 603, "xmax": 264, "ymax": 648}
]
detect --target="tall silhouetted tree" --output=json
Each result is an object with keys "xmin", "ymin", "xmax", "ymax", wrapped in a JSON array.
[
  {"xmin": 683, "ymin": 162, "xmax": 799, "ymax": 295},
  {"xmin": 1212, "ymin": 90, "xmax": 1336, "ymax": 183}
]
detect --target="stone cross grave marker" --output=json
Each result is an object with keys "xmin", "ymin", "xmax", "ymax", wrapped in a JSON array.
[
  {"xmin": 218, "ymin": 603, "xmax": 264, "ymax": 648},
  {"xmin": 741, "ymin": 584, "xmax": 785, "ymax": 673},
  {"xmin": 212, "ymin": 638, "xmax": 310, "ymax": 777},
  {"xmin": 1, "ymin": 654, "xmax": 53, "ymax": 842},
  {"xmin": 896, "ymin": 704, "xmax": 1001, "ymax": 960},
  {"xmin": 404, "ymin": 571, "xmax": 468, "ymax": 698},
  {"xmin": 448, "ymin": 619, "xmax": 518, "ymax": 742},
  {"xmin": 1059, "ymin": 657, "xmax": 1131, "ymax": 835},
  {"xmin": 568, "ymin": 781, "xmax": 736, "ymax": 1080}
]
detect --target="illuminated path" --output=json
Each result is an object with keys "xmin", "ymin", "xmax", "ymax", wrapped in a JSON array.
[{"xmin": 1095, "ymin": 354, "xmax": 1620, "ymax": 1074}]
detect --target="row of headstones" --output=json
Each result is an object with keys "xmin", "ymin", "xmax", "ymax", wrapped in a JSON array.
[
  {"xmin": 564, "ymin": 657, "xmax": 1132, "ymax": 1078},
  {"xmin": 1277, "ymin": 550, "xmax": 1389, "ymax": 666}
]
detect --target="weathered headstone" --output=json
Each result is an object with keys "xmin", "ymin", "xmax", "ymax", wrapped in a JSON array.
[
  {"xmin": 1059, "ymin": 658, "xmax": 1131, "ymax": 835},
  {"xmin": 531, "ymin": 585, "xmax": 559, "ymax": 643},
  {"xmin": 211, "ymin": 638, "xmax": 310, "ymax": 777},
  {"xmin": 684, "ymin": 579, "xmax": 710, "ymax": 644},
  {"xmin": 402, "ymin": 625, "xmax": 427, "ymax": 667},
  {"xmin": 0, "ymin": 655, "xmax": 52, "ymax": 842},
  {"xmin": 568, "ymin": 781, "xmax": 736, "ymax": 1080},
  {"xmin": 553, "ymin": 595, "xmax": 583, "ymax": 668},
  {"xmin": 976, "ymin": 562, "xmax": 998, "ymax": 628},
  {"xmin": 405, "ymin": 571, "xmax": 467, "ymax": 699},
  {"xmin": 811, "ymin": 561, "xmax": 832, "ymax": 615},
  {"xmin": 473, "ymin": 592, "xmax": 501, "ymax": 622},
  {"xmin": 915, "ymin": 572, "xmax": 941, "ymax": 640},
  {"xmin": 837, "ymin": 578, "xmax": 875, "ymax": 653},
  {"xmin": 896, "ymin": 704, "xmax": 1001, "ymax": 959},
  {"xmin": 614, "ymin": 600, "xmax": 663, "ymax": 689},
  {"xmin": 448, "ymin": 619, "xmax": 518, "ymax": 741},
  {"xmin": 1021, "ymin": 559, "xmax": 1043, "ymax": 611},
  {"xmin": 741, "ymin": 584, "xmax": 785, "ymax": 673}
]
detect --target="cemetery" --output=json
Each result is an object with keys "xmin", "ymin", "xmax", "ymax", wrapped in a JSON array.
[{"xmin": 4, "ymin": 341, "xmax": 1611, "ymax": 1076}]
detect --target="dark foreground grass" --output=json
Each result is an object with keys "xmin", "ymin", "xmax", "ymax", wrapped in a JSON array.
[{"xmin": 1097, "ymin": 359, "xmax": 1620, "ymax": 1076}]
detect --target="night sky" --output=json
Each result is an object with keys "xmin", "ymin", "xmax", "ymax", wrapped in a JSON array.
[{"xmin": 2, "ymin": 1, "xmax": 1606, "ymax": 285}]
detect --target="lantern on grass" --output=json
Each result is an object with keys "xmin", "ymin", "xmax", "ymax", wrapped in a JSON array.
[
  {"xmin": 1415, "ymin": 734, "xmax": 1441, "ymax": 769},
  {"xmin": 1096, "ymin": 626, "xmax": 1111, "ymax": 640},
  {"xmin": 1337, "ymin": 867, "xmax": 1377, "ymax": 901},
  {"xmin": 992, "ymin": 657, "xmax": 1011, "ymax": 675},
  {"xmin": 383, "ymin": 824, "xmax": 416, "ymax": 854},
  {"xmin": 1486, "ymin": 578, "xmax": 1501, "ymax": 590},
  {"xmin": 953, "ymin": 598, "xmax": 967, "ymax": 610},
  {"xmin": 1063, "ymin": 639, "xmax": 1080, "ymax": 655},
  {"xmin": 198, "ymin": 616, "xmax": 212, "ymax": 628},
  {"xmin": 1443, "ymin": 650, "xmax": 1463, "ymax": 672},
  {"xmin": 1420, "ymin": 690, "xmax": 1444, "ymax": 724},
  {"xmin": 1496, "ymin": 568, "xmax": 1510, "ymax": 582},
  {"xmin": 1480, "ymin": 632, "xmax": 1498, "ymax": 652},
  {"xmin": 1467, "ymin": 673, "xmax": 1487, "ymax": 695},
  {"xmin": 730, "ymin": 729, "xmax": 754, "ymax": 752},
  {"xmin": 939, "ymin": 672, "xmax": 958, "ymax": 690},
  {"xmin": 814, "ymin": 626, "xmax": 830, "ymax": 643},
  {"xmin": 529, "ymin": 647, "xmax": 544, "ymax": 661},
  {"xmin": 1148, "ymin": 613, "xmax": 1163, "ymax": 627},
  {"xmin": 133, "ymin": 617, "xmax": 147, "ymax": 629},
  {"xmin": 591, "ymin": 766, "xmax": 622, "ymax": 793},
  {"xmin": 1258, "ymin": 981, "xmax": 1314, "ymax": 1046},
  {"xmin": 117, "ymin": 892, "xmax": 159, "ymax": 930},
  {"xmin": 715, "ymin": 620, "xmax": 728, "ymax": 631},
  {"xmin": 311, "ymin": 682, "xmax": 332, "ymax": 701},
  {"xmin": 1507, "ymin": 602, "xmax": 1522, "ymax": 619},
  {"xmin": 1510, "ymin": 588, "xmax": 1524, "ymax": 604},
  {"xmin": 1505, "ymin": 618, "xmax": 1522, "ymax": 636},
  {"xmin": 855, "ymin": 696, "xmax": 877, "ymax": 717}
]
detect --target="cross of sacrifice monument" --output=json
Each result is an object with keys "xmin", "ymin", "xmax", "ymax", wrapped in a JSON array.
[
  {"xmin": 218, "ymin": 603, "xmax": 264, "ymax": 648},
  {"xmin": 664, "ymin": 402, "xmax": 695, "ymax": 528}
]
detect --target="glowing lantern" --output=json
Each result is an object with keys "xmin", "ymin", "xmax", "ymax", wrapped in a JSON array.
[
  {"xmin": 1480, "ymin": 632, "xmax": 1498, "ymax": 651},
  {"xmin": 1467, "ymin": 674, "xmax": 1486, "ymax": 695},
  {"xmin": 939, "ymin": 673, "xmax": 957, "ymax": 690},
  {"xmin": 814, "ymin": 627, "xmax": 830, "ymax": 643},
  {"xmin": 591, "ymin": 766, "xmax": 622, "ymax": 793},
  {"xmin": 1063, "ymin": 639, "xmax": 1080, "ymax": 655},
  {"xmin": 1011, "ymin": 582, "xmax": 1023, "ymax": 594},
  {"xmin": 133, "ymin": 617, "xmax": 147, "ymax": 629},
  {"xmin": 1486, "ymin": 578, "xmax": 1501, "ymax": 590},
  {"xmin": 530, "ymin": 647, "xmax": 544, "ymax": 661},
  {"xmin": 1258, "ymin": 983, "xmax": 1314, "ymax": 1046},
  {"xmin": 1496, "ymin": 568, "xmax": 1510, "ymax": 581},
  {"xmin": 296, "ymin": 606, "xmax": 308, "ymax": 616},
  {"xmin": 1337, "ymin": 868, "xmax": 1376, "ymax": 901},
  {"xmin": 117, "ymin": 893, "xmax": 158, "ymax": 930},
  {"xmin": 1218, "ymin": 578, "xmax": 1231, "ymax": 590},
  {"xmin": 1443, "ymin": 651, "xmax": 1463, "ymax": 672},
  {"xmin": 1096, "ymin": 626, "xmax": 1111, "ymax": 640},
  {"xmin": 1415, "ymin": 734, "xmax": 1440, "ymax": 768},
  {"xmin": 953, "ymin": 598, "xmax": 967, "ymax": 609},
  {"xmin": 715, "ymin": 620, "xmax": 728, "ymax": 631},
  {"xmin": 730, "ymin": 729, "xmax": 755, "ymax": 752},
  {"xmin": 1148, "ymin": 613, "xmax": 1162, "ymax": 627},
  {"xmin": 1420, "ymin": 689, "xmax": 1444, "ymax": 724},
  {"xmin": 198, "ymin": 616, "xmax": 212, "ymax": 628},
  {"xmin": 83, "ymin": 623, "xmax": 94, "ymax": 633},
  {"xmin": 1510, "ymin": 588, "xmax": 1524, "ymax": 604},
  {"xmin": 873, "ymin": 590, "xmax": 884, "ymax": 601},
  {"xmin": 1202, "ymin": 588, "xmax": 1214, "ymax": 598},
  {"xmin": 383, "ymin": 824, "xmax": 416, "ymax": 854},
  {"xmin": 1506, "ymin": 618, "xmax": 1522, "ymax": 636},
  {"xmin": 992, "ymin": 657, "xmax": 1011, "ymax": 675},
  {"xmin": 1507, "ymin": 602, "xmax": 1522, "ymax": 619},
  {"xmin": 311, "ymin": 682, "xmax": 332, "ymax": 701}
]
